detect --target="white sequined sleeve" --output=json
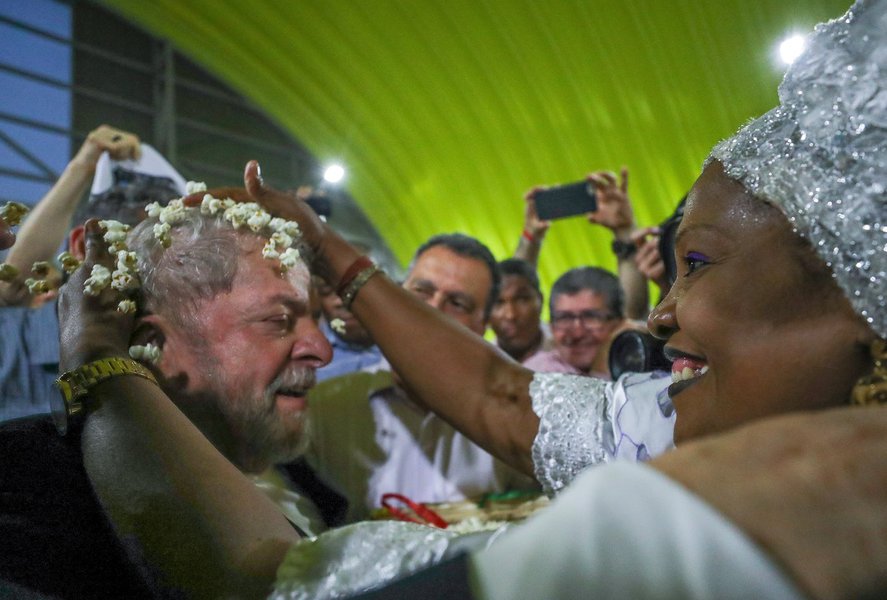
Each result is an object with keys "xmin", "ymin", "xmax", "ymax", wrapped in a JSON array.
[
  {"xmin": 271, "ymin": 521, "xmax": 506, "ymax": 600},
  {"xmin": 530, "ymin": 373, "xmax": 615, "ymax": 497},
  {"xmin": 530, "ymin": 371, "xmax": 676, "ymax": 497}
]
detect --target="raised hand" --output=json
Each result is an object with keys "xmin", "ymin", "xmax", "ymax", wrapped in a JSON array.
[
  {"xmin": 522, "ymin": 186, "xmax": 551, "ymax": 241},
  {"xmin": 631, "ymin": 226, "xmax": 670, "ymax": 294},
  {"xmin": 586, "ymin": 167, "xmax": 634, "ymax": 234},
  {"xmin": 56, "ymin": 220, "xmax": 134, "ymax": 371},
  {"xmin": 74, "ymin": 125, "xmax": 142, "ymax": 171},
  {"xmin": 242, "ymin": 160, "xmax": 331, "ymax": 260}
]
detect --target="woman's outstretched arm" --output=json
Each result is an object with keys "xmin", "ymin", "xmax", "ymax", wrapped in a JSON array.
[{"xmin": 242, "ymin": 161, "xmax": 540, "ymax": 476}]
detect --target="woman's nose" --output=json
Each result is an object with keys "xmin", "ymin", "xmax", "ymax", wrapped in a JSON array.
[{"xmin": 647, "ymin": 292, "xmax": 678, "ymax": 340}]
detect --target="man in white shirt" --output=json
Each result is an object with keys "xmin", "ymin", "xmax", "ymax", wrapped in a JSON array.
[{"xmin": 307, "ymin": 234, "xmax": 538, "ymax": 521}]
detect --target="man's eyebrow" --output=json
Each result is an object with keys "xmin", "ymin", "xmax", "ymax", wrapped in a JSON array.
[
  {"xmin": 255, "ymin": 293, "xmax": 309, "ymax": 310},
  {"xmin": 410, "ymin": 278, "xmax": 434, "ymax": 286}
]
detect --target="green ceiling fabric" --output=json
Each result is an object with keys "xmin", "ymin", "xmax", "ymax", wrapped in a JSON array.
[{"xmin": 103, "ymin": 0, "xmax": 852, "ymax": 292}]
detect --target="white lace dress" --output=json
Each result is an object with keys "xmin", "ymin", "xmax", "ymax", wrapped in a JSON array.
[{"xmin": 271, "ymin": 371, "xmax": 675, "ymax": 599}]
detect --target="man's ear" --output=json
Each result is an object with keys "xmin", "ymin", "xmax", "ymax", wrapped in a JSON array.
[
  {"xmin": 131, "ymin": 314, "xmax": 174, "ymax": 379},
  {"xmin": 68, "ymin": 225, "xmax": 86, "ymax": 261},
  {"xmin": 131, "ymin": 315, "xmax": 166, "ymax": 349}
]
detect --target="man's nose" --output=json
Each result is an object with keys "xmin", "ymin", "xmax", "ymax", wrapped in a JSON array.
[
  {"xmin": 291, "ymin": 317, "xmax": 333, "ymax": 367},
  {"xmin": 426, "ymin": 290, "xmax": 448, "ymax": 313}
]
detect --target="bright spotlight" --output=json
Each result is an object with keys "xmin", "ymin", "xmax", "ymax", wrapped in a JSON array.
[
  {"xmin": 323, "ymin": 164, "xmax": 345, "ymax": 184},
  {"xmin": 779, "ymin": 34, "xmax": 807, "ymax": 66}
]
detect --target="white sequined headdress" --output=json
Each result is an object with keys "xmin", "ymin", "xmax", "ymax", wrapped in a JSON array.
[{"xmin": 708, "ymin": 0, "xmax": 886, "ymax": 338}]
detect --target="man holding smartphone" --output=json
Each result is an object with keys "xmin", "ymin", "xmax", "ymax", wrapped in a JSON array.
[{"xmin": 513, "ymin": 167, "xmax": 650, "ymax": 322}]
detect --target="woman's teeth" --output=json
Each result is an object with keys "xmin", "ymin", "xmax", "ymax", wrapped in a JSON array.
[{"xmin": 671, "ymin": 365, "xmax": 709, "ymax": 383}]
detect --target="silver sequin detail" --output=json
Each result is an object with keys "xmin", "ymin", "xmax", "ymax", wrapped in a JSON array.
[
  {"xmin": 708, "ymin": 0, "xmax": 886, "ymax": 338},
  {"xmin": 530, "ymin": 373, "xmax": 614, "ymax": 497},
  {"xmin": 272, "ymin": 520, "xmax": 504, "ymax": 599}
]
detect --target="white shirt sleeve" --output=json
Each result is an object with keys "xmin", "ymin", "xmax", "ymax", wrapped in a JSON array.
[{"xmin": 470, "ymin": 462, "xmax": 804, "ymax": 600}]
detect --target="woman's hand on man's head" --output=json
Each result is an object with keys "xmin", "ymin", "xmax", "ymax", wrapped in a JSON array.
[{"xmin": 57, "ymin": 219, "xmax": 135, "ymax": 371}]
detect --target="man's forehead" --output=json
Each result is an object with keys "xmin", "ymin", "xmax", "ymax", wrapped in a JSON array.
[
  {"xmin": 554, "ymin": 289, "xmax": 608, "ymax": 310},
  {"xmin": 411, "ymin": 246, "xmax": 491, "ymax": 289},
  {"xmin": 232, "ymin": 250, "xmax": 312, "ymax": 299}
]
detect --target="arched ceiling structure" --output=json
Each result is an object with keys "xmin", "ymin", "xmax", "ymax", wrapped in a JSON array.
[{"xmin": 102, "ymin": 0, "xmax": 851, "ymax": 290}]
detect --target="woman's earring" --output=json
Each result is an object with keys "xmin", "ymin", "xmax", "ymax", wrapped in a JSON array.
[{"xmin": 851, "ymin": 339, "xmax": 887, "ymax": 406}]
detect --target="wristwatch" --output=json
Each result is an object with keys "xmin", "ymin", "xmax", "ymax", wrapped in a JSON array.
[
  {"xmin": 52, "ymin": 357, "xmax": 157, "ymax": 435},
  {"xmin": 611, "ymin": 239, "xmax": 637, "ymax": 260}
]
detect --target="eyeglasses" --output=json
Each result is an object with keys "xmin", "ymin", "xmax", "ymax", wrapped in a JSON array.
[{"xmin": 550, "ymin": 309, "xmax": 617, "ymax": 330}]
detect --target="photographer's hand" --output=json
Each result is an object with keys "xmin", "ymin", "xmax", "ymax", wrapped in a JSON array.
[
  {"xmin": 586, "ymin": 167, "xmax": 635, "ymax": 239},
  {"xmin": 72, "ymin": 125, "xmax": 141, "ymax": 174},
  {"xmin": 513, "ymin": 186, "xmax": 549, "ymax": 267},
  {"xmin": 632, "ymin": 227, "xmax": 670, "ymax": 298},
  {"xmin": 584, "ymin": 167, "xmax": 648, "ymax": 319}
]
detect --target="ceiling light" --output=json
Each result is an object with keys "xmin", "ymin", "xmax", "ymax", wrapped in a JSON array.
[{"xmin": 323, "ymin": 164, "xmax": 345, "ymax": 184}]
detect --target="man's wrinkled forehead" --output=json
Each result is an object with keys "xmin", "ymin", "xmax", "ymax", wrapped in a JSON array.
[{"xmin": 229, "ymin": 244, "xmax": 312, "ymax": 299}]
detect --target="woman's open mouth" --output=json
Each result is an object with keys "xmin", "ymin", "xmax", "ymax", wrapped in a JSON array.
[{"xmin": 666, "ymin": 349, "xmax": 709, "ymax": 397}]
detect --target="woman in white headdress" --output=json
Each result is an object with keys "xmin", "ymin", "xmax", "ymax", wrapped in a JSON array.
[{"xmin": 58, "ymin": 1, "xmax": 885, "ymax": 598}]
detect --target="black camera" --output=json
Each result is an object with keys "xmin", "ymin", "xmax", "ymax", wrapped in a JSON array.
[{"xmin": 608, "ymin": 330, "xmax": 671, "ymax": 380}]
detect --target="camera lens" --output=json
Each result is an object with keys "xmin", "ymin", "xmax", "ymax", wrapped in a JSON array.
[{"xmin": 608, "ymin": 330, "xmax": 671, "ymax": 380}]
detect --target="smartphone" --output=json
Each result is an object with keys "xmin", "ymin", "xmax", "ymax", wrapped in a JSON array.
[{"xmin": 534, "ymin": 181, "xmax": 597, "ymax": 221}]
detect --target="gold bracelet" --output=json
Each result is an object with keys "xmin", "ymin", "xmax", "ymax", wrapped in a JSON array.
[
  {"xmin": 53, "ymin": 357, "xmax": 158, "ymax": 434},
  {"xmin": 341, "ymin": 263, "xmax": 382, "ymax": 310}
]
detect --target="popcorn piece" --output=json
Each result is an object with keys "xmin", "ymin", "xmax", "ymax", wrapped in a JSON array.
[
  {"xmin": 0, "ymin": 201, "xmax": 29, "ymax": 226},
  {"xmin": 278, "ymin": 247, "xmax": 301, "ymax": 271},
  {"xmin": 223, "ymin": 202, "xmax": 264, "ymax": 230},
  {"xmin": 145, "ymin": 201, "xmax": 163, "ymax": 218},
  {"xmin": 200, "ymin": 194, "xmax": 224, "ymax": 215},
  {"xmin": 117, "ymin": 299, "xmax": 137, "ymax": 314},
  {"xmin": 111, "ymin": 271, "xmax": 138, "ymax": 292},
  {"xmin": 262, "ymin": 242, "xmax": 280, "ymax": 260},
  {"xmin": 129, "ymin": 343, "xmax": 162, "ymax": 365},
  {"xmin": 0, "ymin": 263, "xmax": 19, "ymax": 281},
  {"xmin": 158, "ymin": 198, "xmax": 187, "ymax": 225},
  {"xmin": 330, "ymin": 318, "xmax": 346, "ymax": 335},
  {"xmin": 116, "ymin": 250, "xmax": 138, "ymax": 271},
  {"xmin": 270, "ymin": 218, "xmax": 300, "ymax": 238},
  {"xmin": 247, "ymin": 210, "xmax": 272, "ymax": 233},
  {"xmin": 99, "ymin": 219, "xmax": 130, "ymax": 239},
  {"xmin": 185, "ymin": 181, "xmax": 207, "ymax": 195},
  {"xmin": 153, "ymin": 222, "xmax": 172, "ymax": 248},
  {"xmin": 31, "ymin": 261, "xmax": 51, "ymax": 278},
  {"xmin": 83, "ymin": 264, "xmax": 111, "ymax": 296},
  {"xmin": 57, "ymin": 252, "xmax": 82, "ymax": 275},
  {"xmin": 24, "ymin": 278, "xmax": 50, "ymax": 295},
  {"xmin": 270, "ymin": 231, "xmax": 294, "ymax": 250},
  {"xmin": 111, "ymin": 249, "xmax": 140, "ymax": 292}
]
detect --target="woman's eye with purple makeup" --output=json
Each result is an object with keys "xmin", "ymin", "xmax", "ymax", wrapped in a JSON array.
[{"xmin": 683, "ymin": 251, "xmax": 710, "ymax": 275}]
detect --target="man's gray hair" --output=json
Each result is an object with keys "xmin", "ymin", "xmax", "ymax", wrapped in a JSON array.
[
  {"xmin": 549, "ymin": 266, "xmax": 624, "ymax": 319},
  {"xmin": 127, "ymin": 209, "xmax": 305, "ymax": 329}
]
